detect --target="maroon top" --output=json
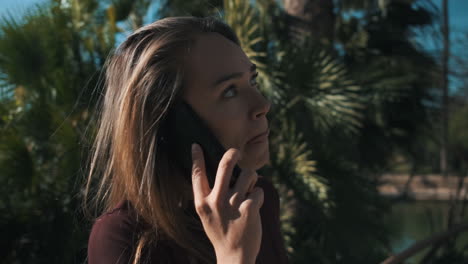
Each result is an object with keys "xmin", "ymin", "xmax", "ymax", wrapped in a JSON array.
[{"xmin": 88, "ymin": 176, "xmax": 289, "ymax": 264}]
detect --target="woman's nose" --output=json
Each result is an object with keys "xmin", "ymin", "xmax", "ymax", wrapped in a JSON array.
[{"xmin": 251, "ymin": 92, "xmax": 271, "ymax": 120}]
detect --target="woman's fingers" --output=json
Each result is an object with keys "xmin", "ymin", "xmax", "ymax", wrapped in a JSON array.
[
  {"xmin": 212, "ymin": 148, "xmax": 241, "ymax": 199},
  {"xmin": 239, "ymin": 187, "xmax": 264, "ymax": 211},
  {"xmin": 193, "ymin": 145, "xmax": 259, "ymax": 210},
  {"xmin": 192, "ymin": 146, "xmax": 263, "ymax": 262},
  {"xmin": 191, "ymin": 143, "xmax": 211, "ymax": 201},
  {"xmin": 233, "ymin": 169, "xmax": 258, "ymax": 196}
]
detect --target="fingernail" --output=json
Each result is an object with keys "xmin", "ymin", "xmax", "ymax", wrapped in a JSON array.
[{"xmin": 191, "ymin": 143, "xmax": 198, "ymax": 155}]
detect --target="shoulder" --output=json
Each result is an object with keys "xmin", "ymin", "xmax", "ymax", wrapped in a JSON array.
[
  {"xmin": 255, "ymin": 177, "xmax": 290, "ymax": 263},
  {"xmin": 88, "ymin": 202, "xmax": 141, "ymax": 264}
]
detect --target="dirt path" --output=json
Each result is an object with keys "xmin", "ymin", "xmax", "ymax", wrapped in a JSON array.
[{"xmin": 378, "ymin": 174, "xmax": 468, "ymax": 200}]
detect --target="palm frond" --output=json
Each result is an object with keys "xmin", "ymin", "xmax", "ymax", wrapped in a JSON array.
[
  {"xmin": 277, "ymin": 43, "xmax": 365, "ymax": 135},
  {"xmin": 270, "ymin": 118, "xmax": 329, "ymax": 203},
  {"xmin": 223, "ymin": 0, "xmax": 286, "ymax": 102}
]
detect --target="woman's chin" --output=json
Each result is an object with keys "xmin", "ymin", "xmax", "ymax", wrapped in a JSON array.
[{"xmin": 239, "ymin": 143, "xmax": 270, "ymax": 170}]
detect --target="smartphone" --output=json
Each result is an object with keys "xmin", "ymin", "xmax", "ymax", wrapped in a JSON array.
[{"xmin": 163, "ymin": 100, "xmax": 241, "ymax": 189}]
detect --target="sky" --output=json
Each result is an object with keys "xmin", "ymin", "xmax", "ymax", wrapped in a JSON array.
[
  {"xmin": 0, "ymin": 0, "xmax": 467, "ymax": 29},
  {"xmin": 0, "ymin": 0, "xmax": 466, "ymax": 31},
  {"xmin": 443, "ymin": 0, "xmax": 468, "ymax": 31},
  {"xmin": 0, "ymin": 0, "xmax": 47, "ymax": 18}
]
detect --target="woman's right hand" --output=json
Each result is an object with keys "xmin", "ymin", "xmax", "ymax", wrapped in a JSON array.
[{"xmin": 191, "ymin": 143, "xmax": 264, "ymax": 264}]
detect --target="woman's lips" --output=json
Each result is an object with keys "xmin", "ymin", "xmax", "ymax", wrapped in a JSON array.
[{"xmin": 247, "ymin": 129, "xmax": 269, "ymax": 144}]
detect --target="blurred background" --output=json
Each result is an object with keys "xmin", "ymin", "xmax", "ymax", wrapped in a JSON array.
[{"xmin": 0, "ymin": 0, "xmax": 467, "ymax": 263}]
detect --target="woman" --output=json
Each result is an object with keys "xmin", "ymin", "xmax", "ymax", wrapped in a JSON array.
[{"xmin": 86, "ymin": 16, "xmax": 288, "ymax": 264}]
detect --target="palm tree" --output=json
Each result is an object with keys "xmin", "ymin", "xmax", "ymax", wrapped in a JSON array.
[
  {"xmin": 223, "ymin": 0, "xmax": 395, "ymax": 263},
  {"xmin": 0, "ymin": 0, "xmax": 152, "ymax": 262},
  {"xmin": 282, "ymin": 0, "xmax": 335, "ymax": 43}
]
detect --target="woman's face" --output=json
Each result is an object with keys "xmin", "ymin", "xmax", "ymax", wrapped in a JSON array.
[{"xmin": 183, "ymin": 33, "xmax": 271, "ymax": 170}]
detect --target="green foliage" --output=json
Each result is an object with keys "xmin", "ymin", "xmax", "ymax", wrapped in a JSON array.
[
  {"xmin": 450, "ymin": 104, "xmax": 468, "ymax": 151},
  {"xmin": 0, "ymin": 0, "xmax": 153, "ymax": 262},
  {"xmin": 159, "ymin": 0, "xmax": 223, "ymax": 18},
  {"xmin": 276, "ymin": 43, "xmax": 364, "ymax": 135},
  {"xmin": 336, "ymin": 0, "xmax": 438, "ymax": 174},
  {"xmin": 449, "ymin": 102, "xmax": 468, "ymax": 172},
  {"xmin": 222, "ymin": 0, "xmax": 395, "ymax": 263}
]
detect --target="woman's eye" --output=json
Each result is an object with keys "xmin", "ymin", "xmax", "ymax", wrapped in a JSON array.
[
  {"xmin": 250, "ymin": 72, "xmax": 259, "ymax": 87},
  {"xmin": 222, "ymin": 85, "xmax": 237, "ymax": 98}
]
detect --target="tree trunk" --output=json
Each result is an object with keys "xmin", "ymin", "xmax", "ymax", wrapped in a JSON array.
[
  {"xmin": 282, "ymin": 0, "xmax": 335, "ymax": 44},
  {"xmin": 441, "ymin": 0, "xmax": 450, "ymax": 177}
]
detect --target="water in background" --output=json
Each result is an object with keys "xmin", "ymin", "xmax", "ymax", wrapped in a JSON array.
[{"xmin": 385, "ymin": 201, "xmax": 468, "ymax": 263}]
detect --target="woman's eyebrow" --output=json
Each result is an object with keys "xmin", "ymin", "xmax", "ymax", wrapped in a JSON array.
[{"xmin": 212, "ymin": 63, "xmax": 257, "ymax": 88}]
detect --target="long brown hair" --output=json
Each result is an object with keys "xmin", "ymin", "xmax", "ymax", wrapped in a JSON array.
[{"xmin": 84, "ymin": 17, "xmax": 240, "ymax": 263}]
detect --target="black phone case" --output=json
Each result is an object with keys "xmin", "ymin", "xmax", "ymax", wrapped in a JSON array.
[{"xmin": 163, "ymin": 101, "xmax": 241, "ymax": 188}]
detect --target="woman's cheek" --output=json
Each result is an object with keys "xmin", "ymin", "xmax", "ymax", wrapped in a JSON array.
[{"xmin": 212, "ymin": 98, "xmax": 249, "ymax": 149}]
